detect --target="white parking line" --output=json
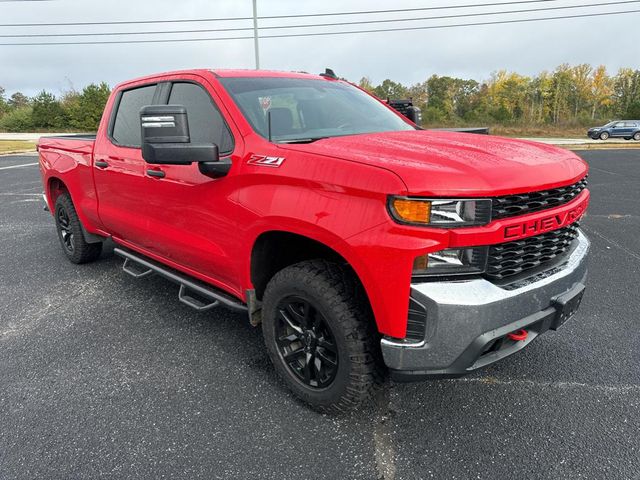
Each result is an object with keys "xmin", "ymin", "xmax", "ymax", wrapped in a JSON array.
[{"xmin": 0, "ymin": 162, "xmax": 39, "ymax": 171}]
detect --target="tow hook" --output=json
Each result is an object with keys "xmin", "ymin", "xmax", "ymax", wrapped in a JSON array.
[{"xmin": 507, "ymin": 329, "xmax": 528, "ymax": 341}]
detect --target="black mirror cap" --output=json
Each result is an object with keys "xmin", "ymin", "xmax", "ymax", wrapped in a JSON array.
[
  {"xmin": 142, "ymin": 143, "xmax": 219, "ymax": 165},
  {"xmin": 405, "ymin": 106, "xmax": 422, "ymax": 125},
  {"xmin": 140, "ymin": 105, "xmax": 190, "ymax": 144}
]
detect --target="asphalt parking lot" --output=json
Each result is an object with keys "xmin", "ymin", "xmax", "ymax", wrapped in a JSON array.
[{"xmin": 1, "ymin": 150, "xmax": 639, "ymax": 480}]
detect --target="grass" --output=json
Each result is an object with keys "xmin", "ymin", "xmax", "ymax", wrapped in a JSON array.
[
  {"xmin": 488, "ymin": 125, "xmax": 589, "ymax": 138},
  {"xmin": 0, "ymin": 140, "xmax": 37, "ymax": 154},
  {"xmin": 422, "ymin": 124, "xmax": 591, "ymax": 138}
]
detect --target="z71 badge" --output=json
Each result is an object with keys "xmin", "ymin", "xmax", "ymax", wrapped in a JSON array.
[{"xmin": 247, "ymin": 155, "xmax": 285, "ymax": 167}]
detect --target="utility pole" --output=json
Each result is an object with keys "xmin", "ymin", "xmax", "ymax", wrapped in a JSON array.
[{"xmin": 252, "ymin": 0, "xmax": 260, "ymax": 69}]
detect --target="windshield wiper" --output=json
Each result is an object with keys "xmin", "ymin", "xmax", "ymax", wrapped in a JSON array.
[{"xmin": 277, "ymin": 137, "xmax": 329, "ymax": 144}]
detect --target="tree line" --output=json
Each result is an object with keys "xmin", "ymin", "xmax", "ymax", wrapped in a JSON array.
[
  {"xmin": 0, "ymin": 83, "xmax": 110, "ymax": 132},
  {"xmin": 1, "ymin": 64, "xmax": 639, "ymax": 133},
  {"xmin": 361, "ymin": 64, "xmax": 640, "ymax": 126}
]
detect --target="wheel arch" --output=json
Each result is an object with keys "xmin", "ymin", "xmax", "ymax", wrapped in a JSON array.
[
  {"xmin": 247, "ymin": 226, "xmax": 378, "ymax": 329},
  {"xmin": 46, "ymin": 176, "xmax": 104, "ymax": 244}
]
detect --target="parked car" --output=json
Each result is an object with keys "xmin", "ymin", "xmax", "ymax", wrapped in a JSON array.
[
  {"xmin": 38, "ymin": 69, "xmax": 590, "ymax": 412},
  {"xmin": 587, "ymin": 120, "xmax": 640, "ymax": 140}
]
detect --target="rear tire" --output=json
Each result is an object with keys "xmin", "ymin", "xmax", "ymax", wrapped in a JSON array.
[
  {"xmin": 54, "ymin": 193, "xmax": 103, "ymax": 264},
  {"xmin": 261, "ymin": 260, "xmax": 384, "ymax": 413},
  {"xmin": 634, "ymin": 132, "xmax": 640, "ymax": 141},
  {"xmin": 599, "ymin": 131, "xmax": 609, "ymax": 140}
]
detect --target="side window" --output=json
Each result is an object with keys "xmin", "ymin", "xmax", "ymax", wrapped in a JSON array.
[
  {"xmin": 168, "ymin": 82, "xmax": 234, "ymax": 155},
  {"xmin": 111, "ymin": 84, "xmax": 157, "ymax": 147}
]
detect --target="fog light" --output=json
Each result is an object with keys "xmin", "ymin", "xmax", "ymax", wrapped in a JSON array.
[{"xmin": 413, "ymin": 247, "xmax": 488, "ymax": 277}]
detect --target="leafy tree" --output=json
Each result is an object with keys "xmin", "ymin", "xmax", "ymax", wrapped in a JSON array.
[
  {"xmin": 0, "ymin": 106, "xmax": 34, "ymax": 131},
  {"xmin": 613, "ymin": 68, "xmax": 640, "ymax": 117},
  {"xmin": 358, "ymin": 77, "xmax": 375, "ymax": 94},
  {"xmin": 68, "ymin": 82, "xmax": 110, "ymax": 131},
  {"xmin": 373, "ymin": 79, "xmax": 408, "ymax": 100},
  {"xmin": 0, "ymin": 86, "xmax": 8, "ymax": 116},
  {"xmin": 8, "ymin": 92, "xmax": 30, "ymax": 110},
  {"xmin": 590, "ymin": 65, "xmax": 613, "ymax": 120},
  {"xmin": 31, "ymin": 90, "xmax": 67, "ymax": 128}
]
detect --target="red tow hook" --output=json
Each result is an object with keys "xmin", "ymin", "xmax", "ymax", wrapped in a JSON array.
[{"xmin": 507, "ymin": 329, "xmax": 528, "ymax": 341}]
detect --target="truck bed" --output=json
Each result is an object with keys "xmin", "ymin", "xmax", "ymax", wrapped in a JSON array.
[{"xmin": 38, "ymin": 134, "xmax": 96, "ymax": 155}]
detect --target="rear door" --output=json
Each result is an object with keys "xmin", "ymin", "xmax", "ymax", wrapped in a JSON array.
[
  {"xmin": 610, "ymin": 122, "xmax": 628, "ymax": 137},
  {"xmin": 93, "ymin": 82, "xmax": 159, "ymax": 242}
]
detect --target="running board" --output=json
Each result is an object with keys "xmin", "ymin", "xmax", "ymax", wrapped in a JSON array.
[{"xmin": 114, "ymin": 248, "xmax": 247, "ymax": 313}]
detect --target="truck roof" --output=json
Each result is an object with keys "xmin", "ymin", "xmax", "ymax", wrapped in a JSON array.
[{"xmin": 115, "ymin": 68, "xmax": 329, "ymax": 90}]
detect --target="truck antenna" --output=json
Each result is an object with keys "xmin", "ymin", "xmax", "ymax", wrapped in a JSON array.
[{"xmin": 320, "ymin": 68, "xmax": 338, "ymax": 80}]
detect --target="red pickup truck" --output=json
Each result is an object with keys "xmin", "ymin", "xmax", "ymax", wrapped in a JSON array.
[{"xmin": 39, "ymin": 69, "xmax": 590, "ymax": 412}]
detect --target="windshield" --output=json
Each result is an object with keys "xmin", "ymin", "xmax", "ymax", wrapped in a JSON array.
[
  {"xmin": 603, "ymin": 121, "xmax": 618, "ymax": 127},
  {"xmin": 218, "ymin": 77, "xmax": 415, "ymax": 142}
]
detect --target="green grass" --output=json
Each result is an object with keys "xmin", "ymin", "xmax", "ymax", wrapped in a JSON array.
[{"xmin": 0, "ymin": 140, "xmax": 36, "ymax": 153}]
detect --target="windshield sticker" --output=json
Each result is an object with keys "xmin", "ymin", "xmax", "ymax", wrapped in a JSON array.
[{"xmin": 259, "ymin": 96, "xmax": 272, "ymax": 112}]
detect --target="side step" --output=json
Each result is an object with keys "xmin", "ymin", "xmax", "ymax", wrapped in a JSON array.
[{"xmin": 114, "ymin": 248, "xmax": 247, "ymax": 313}]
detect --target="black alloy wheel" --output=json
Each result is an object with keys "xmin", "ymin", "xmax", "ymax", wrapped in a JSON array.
[
  {"xmin": 54, "ymin": 193, "xmax": 103, "ymax": 264},
  {"xmin": 261, "ymin": 260, "xmax": 384, "ymax": 412},
  {"xmin": 274, "ymin": 296, "xmax": 338, "ymax": 389},
  {"xmin": 57, "ymin": 204, "xmax": 74, "ymax": 253}
]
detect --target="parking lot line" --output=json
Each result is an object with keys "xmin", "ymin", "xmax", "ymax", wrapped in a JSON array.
[{"xmin": 0, "ymin": 162, "xmax": 39, "ymax": 171}]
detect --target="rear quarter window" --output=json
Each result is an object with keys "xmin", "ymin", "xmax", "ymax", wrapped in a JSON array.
[{"xmin": 111, "ymin": 84, "xmax": 157, "ymax": 147}]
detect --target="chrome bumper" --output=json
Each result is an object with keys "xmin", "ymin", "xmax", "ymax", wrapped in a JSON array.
[{"xmin": 382, "ymin": 230, "xmax": 590, "ymax": 380}]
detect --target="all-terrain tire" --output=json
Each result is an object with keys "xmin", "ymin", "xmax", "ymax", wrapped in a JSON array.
[
  {"xmin": 261, "ymin": 260, "xmax": 385, "ymax": 413},
  {"xmin": 54, "ymin": 193, "xmax": 103, "ymax": 264}
]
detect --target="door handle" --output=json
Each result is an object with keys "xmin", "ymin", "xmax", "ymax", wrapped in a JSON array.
[
  {"xmin": 95, "ymin": 160, "xmax": 109, "ymax": 168},
  {"xmin": 146, "ymin": 169, "xmax": 165, "ymax": 178}
]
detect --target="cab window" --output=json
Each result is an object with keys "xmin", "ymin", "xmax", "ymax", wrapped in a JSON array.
[
  {"xmin": 111, "ymin": 84, "xmax": 157, "ymax": 147},
  {"xmin": 168, "ymin": 82, "xmax": 234, "ymax": 155}
]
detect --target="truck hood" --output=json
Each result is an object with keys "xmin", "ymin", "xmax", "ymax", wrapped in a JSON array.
[{"xmin": 278, "ymin": 130, "xmax": 588, "ymax": 196}]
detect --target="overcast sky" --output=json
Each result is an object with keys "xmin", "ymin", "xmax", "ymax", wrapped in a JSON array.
[{"xmin": 0, "ymin": 0, "xmax": 638, "ymax": 96}]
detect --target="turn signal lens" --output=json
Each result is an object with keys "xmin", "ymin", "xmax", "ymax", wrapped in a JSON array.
[
  {"xmin": 388, "ymin": 196, "xmax": 492, "ymax": 227},
  {"xmin": 390, "ymin": 198, "xmax": 431, "ymax": 224}
]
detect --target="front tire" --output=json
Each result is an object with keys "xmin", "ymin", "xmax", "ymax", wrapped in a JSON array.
[
  {"xmin": 634, "ymin": 132, "xmax": 640, "ymax": 141},
  {"xmin": 261, "ymin": 260, "xmax": 384, "ymax": 413},
  {"xmin": 599, "ymin": 131, "xmax": 610, "ymax": 140},
  {"xmin": 54, "ymin": 193, "xmax": 103, "ymax": 264}
]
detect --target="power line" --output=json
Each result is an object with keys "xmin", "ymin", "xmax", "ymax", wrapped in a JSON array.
[
  {"xmin": 0, "ymin": 0, "xmax": 560, "ymax": 27},
  {"xmin": 0, "ymin": 0, "xmax": 636, "ymax": 38},
  {"xmin": 0, "ymin": 8, "xmax": 637, "ymax": 46}
]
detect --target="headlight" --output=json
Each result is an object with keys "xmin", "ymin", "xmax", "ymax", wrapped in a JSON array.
[
  {"xmin": 388, "ymin": 197, "xmax": 491, "ymax": 227},
  {"xmin": 413, "ymin": 247, "xmax": 488, "ymax": 277}
]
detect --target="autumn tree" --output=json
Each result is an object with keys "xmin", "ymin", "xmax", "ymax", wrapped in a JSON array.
[{"xmin": 590, "ymin": 65, "xmax": 613, "ymax": 120}]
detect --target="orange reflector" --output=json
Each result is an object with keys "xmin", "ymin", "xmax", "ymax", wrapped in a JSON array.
[
  {"xmin": 413, "ymin": 254, "xmax": 429, "ymax": 272},
  {"xmin": 392, "ymin": 199, "xmax": 431, "ymax": 224}
]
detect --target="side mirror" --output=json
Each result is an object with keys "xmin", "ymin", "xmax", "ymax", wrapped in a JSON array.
[{"xmin": 140, "ymin": 105, "xmax": 231, "ymax": 177}]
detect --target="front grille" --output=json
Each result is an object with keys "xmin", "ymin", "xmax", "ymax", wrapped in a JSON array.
[
  {"xmin": 485, "ymin": 224, "xmax": 580, "ymax": 281},
  {"xmin": 492, "ymin": 176, "xmax": 588, "ymax": 220}
]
